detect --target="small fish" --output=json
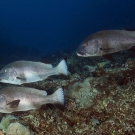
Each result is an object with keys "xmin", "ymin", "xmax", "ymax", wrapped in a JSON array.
[
  {"xmin": 76, "ymin": 30, "xmax": 135, "ymax": 57},
  {"xmin": 0, "ymin": 87, "xmax": 64, "ymax": 113},
  {"xmin": 0, "ymin": 59, "xmax": 68, "ymax": 85}
]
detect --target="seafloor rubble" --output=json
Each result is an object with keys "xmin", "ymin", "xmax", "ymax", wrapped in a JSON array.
[{"xmin": 0, "ymin": 51, "xmax": 135, "ymax": 135}]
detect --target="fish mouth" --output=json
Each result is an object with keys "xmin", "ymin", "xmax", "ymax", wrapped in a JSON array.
[
  {"xmin": 76, "ymin": 52, "xmax": 90, "ymax": 57},
  {"xmin": 76, "ymin": 52, "xmax": 83, "ymax": 56},
  {"xmin": 76, "ymin": 50, "xmax": 86, "ymax": 56}
]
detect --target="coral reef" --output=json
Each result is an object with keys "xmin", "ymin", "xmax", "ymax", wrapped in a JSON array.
[{"xmin": 1, "ymin": 51, "xmax": 135, "ymax": 134}]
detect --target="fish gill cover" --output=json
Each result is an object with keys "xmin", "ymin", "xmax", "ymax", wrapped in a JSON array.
[{"xmin": 0, "ymin": 0, "xmax": 135, "ymax": 135}]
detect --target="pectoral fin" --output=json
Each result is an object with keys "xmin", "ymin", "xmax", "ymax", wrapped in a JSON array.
[
  {"xmin": 16, "ymin": 76, "xmax": 26, "ymax": 81},
  {"xmin": 100, "ymin": 47, "xmax": 114, "ymax": 52},
  {"xmin": 16, "ymin": 73, "xmax": 26, "ymax": 81},
  {"xmin": 7, "ymin": 100, "xmax": 20, "ymax": 108},
  {"xmin": 128, "ymin": 47, "xmax": 135, "ymax": 52}
]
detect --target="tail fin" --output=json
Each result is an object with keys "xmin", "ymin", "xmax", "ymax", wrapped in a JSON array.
[
  {"xmin": 56, "ymin": 60, "xmax": 68, "ymax": 75},
  {"xmin": 52, "ymin": 88, "xmax": 64, "ymax": 105}
]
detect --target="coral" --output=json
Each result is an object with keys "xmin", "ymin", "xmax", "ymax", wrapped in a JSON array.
[
  {"xmin": 0, "ymin": 115, "xmax": 30, "ymax": 135},
  {"xmin": 68, "ymin": 78, "xmax": 99, "ymax": 107},
  {"xmin": 6, "ymin": 122, "xmax": 30, "ymax": 135},
  {"xmin": 0, "ymin": 115, "xmax": 17, "ymax": 133}
]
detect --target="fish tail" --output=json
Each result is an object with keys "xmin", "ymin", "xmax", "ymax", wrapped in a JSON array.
[
  {"xmin": 57, "ymin": 60, "xmax": 68, "ymax": 75},
  {"xmin": 52, "ymin": 88, "xmax": 64, "ymax": 105}
]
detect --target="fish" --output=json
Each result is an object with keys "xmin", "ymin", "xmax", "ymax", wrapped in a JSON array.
[
  {"xmin": 76, "ymin": 30, "xmax": 135, "ymax": 57},
  {"xmin": 0, "ymin": 86, "xmax": 64, "ymax": 113},
  {"xmin": 0, "ymin": 59, "xmax": 68, "ymax": 85}
]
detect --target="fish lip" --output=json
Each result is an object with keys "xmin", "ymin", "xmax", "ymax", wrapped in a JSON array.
[
  {"xmin": 76, "ymin": 50, "xmax": 86, "ymax": 56},
  {"xmin": 76, "ymin": 52, "xmax": 90, "ymax": 57},
  {"xmin": 76, "ymin": 53, "xmax": 83, "ymax": 56}
]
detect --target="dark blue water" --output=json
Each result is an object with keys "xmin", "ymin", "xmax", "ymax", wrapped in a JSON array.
[{"xmin": 0, "ymin": 0, "xmax": 135, "ymax": 64}]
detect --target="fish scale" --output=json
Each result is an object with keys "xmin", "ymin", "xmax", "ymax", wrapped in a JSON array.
[
  {"xmin": 76, "ymin": 30, "xmax": 135, "ymax": 57},
  {"xmin": 0, "ymin": 59, "xmax": 68, "ymax": 84},
  {"xmin": 0, "ymin": 87, "xmax": 64, "ymax": 113}
]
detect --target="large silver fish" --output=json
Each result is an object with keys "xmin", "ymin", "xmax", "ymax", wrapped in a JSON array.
[
  {"xmin": 0, "ymin": 87, "xmax": 64, "ymax": 113},
  {"xmin": 0, "ymin": 60, "xmax": 68, "ymax": 85},
  {"xmin": 76, "ymin": 30, "xmax": 135, "ymax": 57}
]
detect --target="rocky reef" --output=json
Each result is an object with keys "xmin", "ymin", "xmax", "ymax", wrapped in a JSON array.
[{"xmin": 0, "ymin": 51, "xmax": 135, "ymax": 134}]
